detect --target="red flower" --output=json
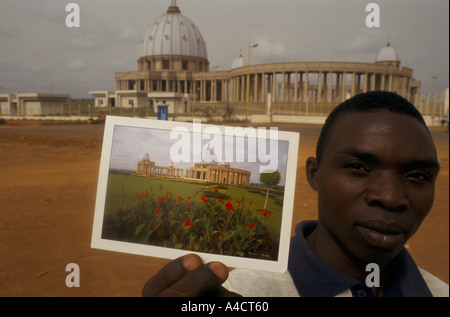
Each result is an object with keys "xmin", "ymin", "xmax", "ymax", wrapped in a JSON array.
[
  {"xmin": 134, "ymin": 193, "xmax": 138, "ymax": 198},
  {"xmin": 218, "ymin": 198, "xmax": 223, "ymax": 203},
  {"xmin": 225, "ymin": 202, "xmax": 235, "ymax": 211},
  {"xmin": 154, "ymin": 208, "xmax": 160, "ymax": 215},
  {"xmin": 235, "ymin": 200, "xmax": 241, "ymax": 204},
  {"xmin": 178, "ymin": 196, "xmax": 184, "ymax": 201},
  {"xmin": 158, "ymin": 198, "xmax": 162, "ymax": 203},
  {"xmin": 184, "ymin": 219, "xmax": 190, "ymax": 227},
  {"xmin": 187, "ymin": 196, "xmax": 191, "ymax": 200},
  {"xmin": 249, "ymin": 223, "xmax": 256, "ymax": 229},
  {"xmin": 249, "ymin": 201, "xmax": 253, "ymax": 205},
  {"xmin": 163, "ymin": 196, "xmax": 168, "ymax": 200},
  {"xmin": 158, "ymin": 185, "xmax": 163, "ymax": 190},
  {"xmin": 214, "ymin": 189, "xmax": 219, "ymax": 193}
]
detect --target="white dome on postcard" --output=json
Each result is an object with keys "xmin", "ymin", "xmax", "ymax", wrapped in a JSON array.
[{"xmin": 141, "ymin": 2, "xmax": 208, "ymax": 59}]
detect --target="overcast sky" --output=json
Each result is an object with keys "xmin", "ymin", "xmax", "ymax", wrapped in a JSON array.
[{"xmin": 0, "ymin": 0, "xmax": 448, "ymax": 98}]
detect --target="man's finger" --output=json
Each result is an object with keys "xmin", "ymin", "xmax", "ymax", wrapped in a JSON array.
[
  {"xmin": 157, "ymin": 262, "xmax": 229, "ymax": 297},
  {"xmin": 142, "ymin": 254, "xmax": 203, "ymax": 296}
]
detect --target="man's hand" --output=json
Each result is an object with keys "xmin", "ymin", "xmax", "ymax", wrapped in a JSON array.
[{"xmin": 142, "ymin": 254, "xmax": 241, "ymax": 297}]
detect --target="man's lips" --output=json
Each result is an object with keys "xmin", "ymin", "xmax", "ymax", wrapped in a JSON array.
[{"xmin": 355, "ymin": 220, "xmax": 406, "ymax": 250}]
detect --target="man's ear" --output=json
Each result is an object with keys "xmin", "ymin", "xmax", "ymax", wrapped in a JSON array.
[{"xmin": 306, "ymin": 157, "xmax": 319, "ymax": 191}]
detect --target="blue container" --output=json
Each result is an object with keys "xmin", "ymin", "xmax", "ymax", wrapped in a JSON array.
[{"xmin": 157, "ymin": 105, "xmax": 169, "ymax": 120}]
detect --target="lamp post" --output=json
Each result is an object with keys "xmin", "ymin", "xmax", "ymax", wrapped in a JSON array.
[
  {"xmin": 247, "ymin": 41, "xmax": 258, "ymax": 117},
  {"xmin": 432, "ymin": 76, "xmax": 438, "ymax": 95}
]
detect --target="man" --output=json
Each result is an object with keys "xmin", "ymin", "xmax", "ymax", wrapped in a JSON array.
[{"xmin": 143, "ymin": 91, "xmax": 449, "ymax": 297}]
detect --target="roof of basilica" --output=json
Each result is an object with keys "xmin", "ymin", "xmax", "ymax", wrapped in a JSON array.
[
  {"xmin": 140, "ymin": 2, "xmax": 208, "ymax": 60},
  {"xmin": 375, "ymin": 42, "xmax": 401, "ymax": 63}
]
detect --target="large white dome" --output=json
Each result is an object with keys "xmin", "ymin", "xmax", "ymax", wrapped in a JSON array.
[
  {"xmin": 375, "ymin": 42, "xmax": 400, "ymax": 63},
  {"xmin": 141, "ymin": 5, "xmax": 207, "ymax": 59}
]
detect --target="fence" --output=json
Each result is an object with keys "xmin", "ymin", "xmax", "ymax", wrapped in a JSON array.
[{"xmin": 1, "ymin": 92, "xmax": 448, "ymax": 125}]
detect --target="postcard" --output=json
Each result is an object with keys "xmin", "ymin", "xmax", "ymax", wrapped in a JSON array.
[{"xmin": 91, "ymin": 116, "xmax": 299, "ymax": 272}]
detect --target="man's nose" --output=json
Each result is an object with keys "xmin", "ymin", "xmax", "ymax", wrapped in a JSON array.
[{"xmin": 366, "ymin": 171, "xmax": 408, "ymax": 212}]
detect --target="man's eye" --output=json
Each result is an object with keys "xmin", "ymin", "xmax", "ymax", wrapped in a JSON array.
[
  {"xmin": 405, "ymin": 171, "xmax": 431, "ymax": 182},
  {"xmin": 345, "ymin": 163, "xmax": 369, "ymax": 172}
]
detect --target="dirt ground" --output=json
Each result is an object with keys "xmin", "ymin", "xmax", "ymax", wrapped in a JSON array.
[{"xmin": 0, "ymin": 119, "xmax": 448, "ymax": 297}]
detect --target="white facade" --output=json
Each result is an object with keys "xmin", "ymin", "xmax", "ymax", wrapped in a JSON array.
[
  {"xmin": 148, "ymin": 92, "xmax": 193, "ymax": 114},
  {"xmin": 0, "ymin": 93, "xmax": 70, "ymax": 116},
  {"xmin": 115, "ymin": 90, "xmax": 148, "ymax": 109},
  {"xmin": 89, "ymin": 91, "xmax": 115, "ymax": 107}
]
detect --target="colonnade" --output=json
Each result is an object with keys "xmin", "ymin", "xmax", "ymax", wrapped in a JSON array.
[
  {"xmin": 137, "ymin": 159, "xmax": 184, "ymax": 178},
  {"xmin": 193, "ymin": 62, "xmax": 419, "ymax": 104},
  {"xmin": 185, "ymin": 163, "xmax": 251, "ymax": 186},
  {"xmin": 137, "ymin": 159, "xmax": 251, "ymax": 185},
  {"xmin": 116, "ymin": 61, "xmax": 420, "ymax": 107}
]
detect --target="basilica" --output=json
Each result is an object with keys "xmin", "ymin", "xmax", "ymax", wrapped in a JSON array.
[
  {"xmin": 90, "ymin": 1, "xmax": 421, "ymax": 115},
  {"xmin": 136, "ymin": 154, "xmax": 251, "ymax": 186}
]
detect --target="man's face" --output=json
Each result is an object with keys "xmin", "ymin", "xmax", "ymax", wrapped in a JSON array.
[{"xmin": 312, "ymin": 111, "xmax": 440, "ymax": 264}]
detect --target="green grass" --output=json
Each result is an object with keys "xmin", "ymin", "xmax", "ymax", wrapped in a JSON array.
[{"xmin": 104, "ymin": 172, "xmax": 284, "ymax": 243}]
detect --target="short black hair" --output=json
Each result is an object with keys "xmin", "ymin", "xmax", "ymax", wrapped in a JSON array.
[{"xmin": 316, "ymin": 91, "xmax": 428, "ymax": 164}]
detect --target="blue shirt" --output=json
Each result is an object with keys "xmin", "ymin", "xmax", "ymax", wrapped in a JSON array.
[{"xmin": 288, "ymin": 221, "xmax": 433, "ymax": 297}]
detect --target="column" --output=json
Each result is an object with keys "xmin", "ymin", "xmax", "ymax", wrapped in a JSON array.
[
  {"xmin": 335, "ymin": 72, "xmax": 341, "ymax": 101},
  {"xmin": 230, "ymin": 78, "xmax": 234, "ymax": 102},
  {"xmin": 293, "ymin": 72, "xmax": 299, "ymax": 102},
  {"xmin": 341, "ymin": 72, "xmax": 347, "ymax": 100},
  {"xmin": 381, "ymin": 75, "xmax": 386, "ymax": 91},
  {"xmin": 317, "ymin": 72, "xmax": 323, "ymax": 102},
  {"xmin": 260, "ymin": 73, "xmax": 265, "ymax": 102},
  {"xmin": 363, "ymin": 73, "xmax": 369, "ymax": 93},
  {"xmin": 224, "ymin": 78, "xmax": 228, "ymax": 102},
  {"xmin": 203, "ymin": 80, "xmax": 207, "ymax": 101},
  {"xmin": 405, "ymin": 77, "xmax": 411, "ymax": 101},
  {"xmin": 272, "ymin": 73, "xmax": 277, "ymax": 101},
  {"xmin": 351, "ymin": 73, "xmax": 356, "ymax": 97},
  {"xmin": 288, "ymin": 72, "xmax": 292, "ymax": 102},
  {"xmin": 213, "ymin": 79, "xmax": 217, "ymax": 102},
  {"xmin": 327, "ymin": 72, "xmax": 333, "ymax": 102},
  {"xmin": 298, "ymin": 72, "xmax": 303, "ymax": 102},
  {"xmin": 280, "ymin": 72, "xmax": 285, "ymax": 102},
  {"xmin": 370, "ymin": 74, "xmax": 376, "ymax": 91},
  {"xmin": 303, "ymin": 72, "xmax": 309, "ymax": 102}
]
